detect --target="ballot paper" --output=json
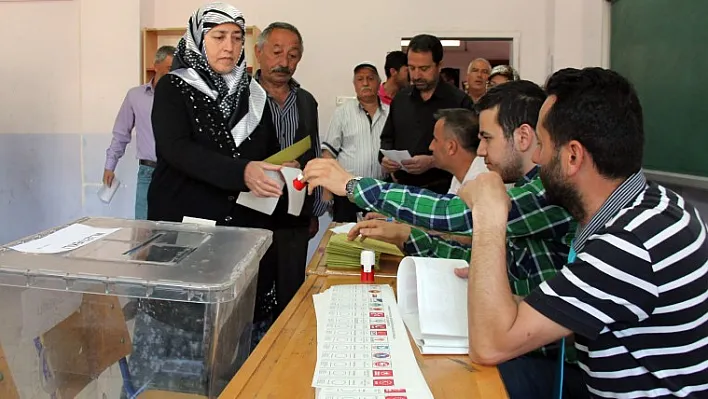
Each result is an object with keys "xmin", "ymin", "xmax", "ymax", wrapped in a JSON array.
[
  {"xmin": 236, "ymin": 166, "xmax": 306, "ymax": 216},
  {"xmin": 379, "ymin": 149, "xmax": 413, "ymax": 172},
  {"xmin": 312, "ymin": 284, "xmax": 434, "ymax": 399},
  {"xmin": 9, "ymin": 223, "xmax": 120, "ymax": 254},
  {"xmin": 397, "ymin": 257, "xmax": 470, "ymax": 354},
  {"xmin": 325, "ymin": 233, "xmax": 403, "ymax": 269},
  {"xmin": 330, "ymin": 223, "xmax": 356, "ymax": 235}
]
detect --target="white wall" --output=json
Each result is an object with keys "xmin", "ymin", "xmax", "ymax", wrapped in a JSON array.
[
  {"xmin": 150, "ymin": 0, "xmax": 610, "ymax": 133},
  {"xmin": 0, "ymin": 0, "xmax": 611, "ymax": 247}
]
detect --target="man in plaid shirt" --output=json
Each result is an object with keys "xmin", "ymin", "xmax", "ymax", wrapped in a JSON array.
[{"xmin": 304, "ymin": 80, "xmax": 584, "ymax": 398}]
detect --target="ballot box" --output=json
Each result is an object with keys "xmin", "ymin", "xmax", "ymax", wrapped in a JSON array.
[{"xmin": 0, "ymin": 217, "xmax": 272, "ymax": 399}]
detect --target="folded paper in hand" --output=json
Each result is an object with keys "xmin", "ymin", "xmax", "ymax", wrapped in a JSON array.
[
  {"xmin": 236, "ymin": 166, "xmax": 306, "ymax": 216},
  {"xmin": 397, "ymin": 256, "xmax": 470, "ymax": 354}
]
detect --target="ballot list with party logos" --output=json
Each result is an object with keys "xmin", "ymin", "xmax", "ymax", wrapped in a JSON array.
[{"xmin": 312, "ymin": 284, "xmax": 433, "ymax": 399}]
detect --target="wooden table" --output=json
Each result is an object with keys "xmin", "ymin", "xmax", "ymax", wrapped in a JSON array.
[
  {"xmin": 219, "ymin": 275, "xmax": 508, "ymax": 398},
  {"xmin": 307, "ymin": 223, "xmax": 402, "ymax": 278}
]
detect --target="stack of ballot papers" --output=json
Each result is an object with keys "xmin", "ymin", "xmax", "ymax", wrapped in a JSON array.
[
  {"xmin": 325, "ymin": 233, "xmax": 404, "ymax": 268},
  {"xmin": 397, "ymin": 256, "xmax": 470, "ymax": 354},
  {"xmin": 312, "ymin": 284, "xmax": 434, "ymax": 399}
]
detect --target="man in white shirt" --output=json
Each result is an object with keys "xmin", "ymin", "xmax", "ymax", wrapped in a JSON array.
[
  {"xmin": 322, "ymin": 61, "xmax": 389, "ymax": 222},
  {"xmin": 428, "ymin": 108, "xmax": 487, "ymax": 194}
]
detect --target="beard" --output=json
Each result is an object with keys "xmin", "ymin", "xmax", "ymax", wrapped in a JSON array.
[
  {"xmin": 498, "ymin": 149, "xmax": 524, "ymax": 183},
  {"xmin": 539, "ymin": 153, "xmax": 586, "ymax": 222}
]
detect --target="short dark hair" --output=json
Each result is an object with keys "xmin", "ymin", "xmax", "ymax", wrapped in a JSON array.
[
  {"xmin": 476, "ymin": 80, "xmax": 546, "ymax": 139},
  {"xmin": 257, "ymin": 22, "xmax": 304, "ymax": 52},
  {"xmin": 544, "ymin": 67, "xmax": 644, "ymax": 179},
  {"xmin": 407, "ymin": 34, "xmax": 443, "ymax": 64},
  {"xmin": 434, "ymin": 108, "xmax": 480, "ymax": 152},
  {"xmin": 384, "ymin": 51, "xmax": 407, "ymax": 79}
]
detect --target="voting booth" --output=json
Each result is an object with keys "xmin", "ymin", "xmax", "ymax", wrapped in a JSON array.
[{"xmin": 0, "ymin": 217, "xmax": 271, "ymax": 398}]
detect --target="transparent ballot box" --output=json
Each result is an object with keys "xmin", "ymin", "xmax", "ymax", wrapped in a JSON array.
[{"xmin": 0, "ymin": 217, "xmax": 272, "ymax": 398}]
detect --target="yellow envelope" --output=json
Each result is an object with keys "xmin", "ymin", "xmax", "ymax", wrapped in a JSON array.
[{"xmin": 264, "ymin": 136, "xmax": 312, "ymax": 165}]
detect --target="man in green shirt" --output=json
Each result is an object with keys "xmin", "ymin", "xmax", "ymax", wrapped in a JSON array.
[
  {"xmin": 305, "ymin": 80, "xmax": 576, "ymax": 296},
  {"xmin": 303, "ymin": 80, "xmax": 584, "ymax": 398}
]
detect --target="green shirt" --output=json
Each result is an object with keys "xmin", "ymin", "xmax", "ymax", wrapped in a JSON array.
[{"xmin": 352, "ymin": 166, "xmax": 578, "ymax": 362}]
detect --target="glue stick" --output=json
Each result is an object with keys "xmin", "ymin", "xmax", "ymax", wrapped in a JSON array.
[{"xmin": 360, "ymin": 250, "xmax": 376, "ymax": 283}]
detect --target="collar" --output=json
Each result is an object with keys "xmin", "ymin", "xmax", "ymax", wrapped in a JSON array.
[
  {"xmin": 409, "ymin": 80, "xmax": 447, "ymax": 101},
  {"xmin": 514, "ymin": 165, "xmax": 539, "ymax": 187},
  {"xmin": 358, "ymin": 96, "xmax": 383, "ymax": 111},
  {"xmin": 144, "ymin": 80, "xmax": 155, "ymax": 93},
  {"xmin": 254, "ymin": 69, "xmax": 300, "ymax": 92},
  {"xmin": 573, "ymin": 170, "xmax": 647, "ymax": 251}
]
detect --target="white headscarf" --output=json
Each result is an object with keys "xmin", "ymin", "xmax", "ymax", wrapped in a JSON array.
[{"xmin": 171, "ymin": 3, "xmax": 265, "ymax": 146}]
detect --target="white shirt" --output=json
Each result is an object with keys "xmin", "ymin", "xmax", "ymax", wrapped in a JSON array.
[
  {"xmin": 321, "ymin": 99, "xmax": 389, "ymax": 179},
  {"xmin": 448, "ymin": 156, "xmax": 489, "ymax": 194}
]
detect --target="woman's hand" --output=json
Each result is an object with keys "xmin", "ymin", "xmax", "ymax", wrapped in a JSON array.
[{"xmin": 244, "ymin": 162, "xmax": 283, "ymax": 197}]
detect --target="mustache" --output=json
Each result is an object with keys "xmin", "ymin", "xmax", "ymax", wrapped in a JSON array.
[{"xmin": 270, "ymin": 66, "xmax": 292, "ymax": 74}]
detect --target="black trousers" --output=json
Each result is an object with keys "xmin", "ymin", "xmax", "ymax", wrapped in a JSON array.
[
  {"xmin": 332, "ymin": 195, "xmax": 366, "ymax": 223},
  {"xmin": 254, "ymin": 226, "xmax": 309, "ymax": 321}
]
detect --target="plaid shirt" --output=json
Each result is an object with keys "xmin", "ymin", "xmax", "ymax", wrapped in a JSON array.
[{"xmin": 352, "ymin": 166, "xmax": 578, "ymax": 361}]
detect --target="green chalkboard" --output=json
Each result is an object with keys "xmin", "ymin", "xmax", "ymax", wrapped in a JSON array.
[{"xmin": 611, "ymin": 0, "xmax": 708, "ymax": 177}]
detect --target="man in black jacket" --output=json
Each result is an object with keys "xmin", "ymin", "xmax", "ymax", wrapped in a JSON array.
[
  {"xmin": 380, "ymin": 34, "xmax": 475, "ymax": 194},
  {"xmin": 253, "ymin": 22, "xmax": 327, "ymax": 339}
]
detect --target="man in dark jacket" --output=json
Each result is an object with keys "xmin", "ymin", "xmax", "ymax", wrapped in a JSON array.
[{"xmin": 252, "ymin": 22, "xmax": 328, "ymax": 343}]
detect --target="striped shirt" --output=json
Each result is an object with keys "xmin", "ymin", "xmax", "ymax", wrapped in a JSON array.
[
  {"xmin": 526, "ymin": 171, "xmax": 708, "ymax": 398},
  {"xmin": 262, "ymin": 78, "xmax": 327, "ymax": 217},
  {"xmin": 321, "ymin": 99, "xmax": 389, "ymax": 179}
]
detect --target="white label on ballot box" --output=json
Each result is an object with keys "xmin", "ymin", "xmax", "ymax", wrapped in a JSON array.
[{"xmin": 9, "ymin": 223, "xmax": 120, "ymax": 254}]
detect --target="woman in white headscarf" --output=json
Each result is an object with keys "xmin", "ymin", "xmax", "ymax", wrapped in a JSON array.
[{"xmin": 125, "ymin": 4, "xmax": 281, "ymax": 397}]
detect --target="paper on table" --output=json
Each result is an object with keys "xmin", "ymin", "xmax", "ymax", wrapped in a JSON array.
[
  {"xmin": 380, "ymin": 149, "xmax": 413, "ymax": 172},
  {"xmin": 264, "ymin": 136, "xmax": 311, "ymax": 165},
  {"xmin": 9, "ymin": 223, "xmax": 120, "ymax": 254},
  {"xmin": 236, "ymin": 167, "xmax": 307, "ymax": 216},
  {"xmin": 311, "ymin": 284, "xmax": 434, "ymax": 398},
  {"xmin": 397, "ymin": 256, "xmax": 470, "ymax": 354}
]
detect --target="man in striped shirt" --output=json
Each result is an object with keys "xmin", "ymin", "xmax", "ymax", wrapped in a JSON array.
[
  {"xmin": 322, "ymin": 62, "xmax": 389, "ymax": 222},
  {"xmin": 460, "ymin": 67, "xmax": 708, "ymax": 398},
  {"xmin": 303, "ymin": 81, "xmax": 585, "ymax": 397}
]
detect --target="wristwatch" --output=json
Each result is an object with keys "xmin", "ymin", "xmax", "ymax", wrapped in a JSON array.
[{"xmin": 345, "ymin": 177, "xmax": 362, "ymax": 203}]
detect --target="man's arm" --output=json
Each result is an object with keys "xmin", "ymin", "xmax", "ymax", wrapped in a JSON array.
[
  {"xmin": 404, "ymin": 228, "xmax": 471, "ymax": 260},
  {"xmin": 105, "ymin": 91, "xmax": 136, "ymax": 171},
  {"xmin": 461, "ymin": 174, "xmax": 655, "ymax": 365},
  {"xmin": 353, "ymin": 177, "xmax": 575, "ymax": 238}
]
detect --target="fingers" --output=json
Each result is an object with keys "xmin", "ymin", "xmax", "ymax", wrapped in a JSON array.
[
  {"xmin": 347, "ymin": 220, "xmax": 379, "ymax": 241},
  {"xmin": 260, "ymin": 162, "xmax": 283, "ymax": 171},
  {"xmin": 454, "ymin": 267, "xmax": 469, "ymax": 279},
  {"xmin": 364, "ymin": 212, "xmax": 385, "ymax": 220}
]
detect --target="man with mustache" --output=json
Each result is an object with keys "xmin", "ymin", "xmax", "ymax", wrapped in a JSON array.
[
  {"xmin": 321, "ymin": 62, "xmax": 389, "ymax": 222},
  {"xmin": 252, "ymin": 22, "xmax": 328, "ymax": 344},
  {"xmin": 380, "ymin": 34, "xmax": 475, "ymax": 194}
]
